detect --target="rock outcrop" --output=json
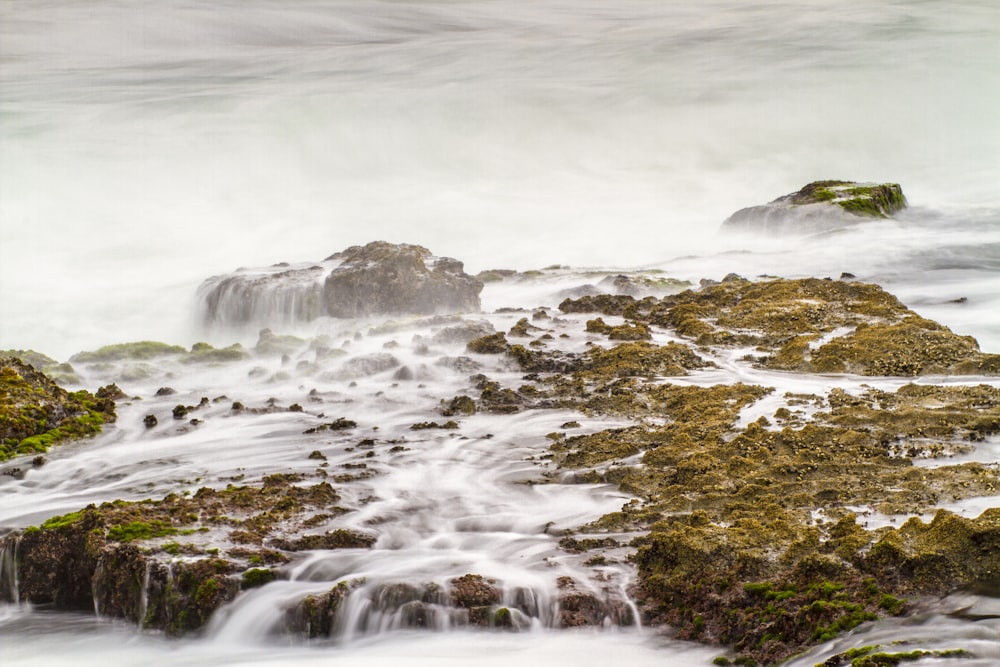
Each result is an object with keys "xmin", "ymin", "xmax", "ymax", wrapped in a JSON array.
[
  {"xmin": 0, "ymin": 357, "xmax": 117, "ymax": 462},
  {"xmin": 722, "ymin": 180, "xmax": 907, "ymax": 233},
  {"xmin": 199, "ymin": 242, "xmax": 483, "ymax": 327}
]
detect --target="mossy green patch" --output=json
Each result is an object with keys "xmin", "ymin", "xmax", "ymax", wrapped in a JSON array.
[
  {"xmin": 241, "ymin": 567, "xmax": 276, "ymax": 589},
  {"xmin": 788, "ymin": 181, "xmax": 906, "ymax": 218},
  {"xmin": 41, "ymin": 511, "xmax": 85, "ymax": 530},
  {"xmin": 107, "ymin": 520, "xmax": 179, "ymax": 542}
]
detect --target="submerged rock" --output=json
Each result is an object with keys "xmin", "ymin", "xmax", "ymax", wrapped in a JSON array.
[
  {"xmin": 722, "ymin": 180, "xmax": 907, "ymax": 233},
  {"xmin": 199, "ymin": 241, "xmax": 483, "ymax": 327}
]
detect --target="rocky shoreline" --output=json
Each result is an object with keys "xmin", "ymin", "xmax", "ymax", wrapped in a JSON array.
[{"xmin": 3, "ymin": 230, "xmax": 999, "ymax": 665}]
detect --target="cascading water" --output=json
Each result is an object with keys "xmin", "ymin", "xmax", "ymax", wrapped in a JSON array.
[
  {"xmin": 0, "ymin": 536, "xmax": 20, "ymax": 606},
  {"xmin": 137, "ymin": 561, "xmax": 152, "ymax": 629},
  {"xmin": 197, "ymin": 262, "xmax": 330, "ymax": 330}
]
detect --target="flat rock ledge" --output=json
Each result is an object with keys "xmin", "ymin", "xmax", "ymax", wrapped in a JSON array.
[
  {"xmin": 199, "ymin": 241, "xmax": 483, "ymax": 327},
  {"xmin": 722, "ymin": 180, "xmax": 907, "ymax": 234}
]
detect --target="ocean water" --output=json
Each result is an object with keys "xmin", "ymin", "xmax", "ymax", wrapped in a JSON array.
[
  {"xmin": 2, "ymin": 0, "xmax": 999, "ymax": 358},
  {"xmin": 1, "ymin": 1, "xmax": 1000, "ymax": 665}
]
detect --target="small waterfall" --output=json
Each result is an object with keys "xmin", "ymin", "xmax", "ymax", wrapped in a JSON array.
[
  {"xmin": 198, "ymin": 262, "xmax": 330, "ymax": 329},
  {"xmin": 209, "ymin": 569, "xmax": 639, "ymax": 646},
  {"xmin": 0, "ymin": 534, "xmax": 21, "ymax": 605},
  {"xmin": 617, "ymin": 579, "xmax": 643, "ymax": 631},
  {"xmin": 136, "ymin": 560, "xmax": 152, "ymax": 629},
  {"xmin": 91, "ymin": 557, "xmax": 104, "ymax": 618}
]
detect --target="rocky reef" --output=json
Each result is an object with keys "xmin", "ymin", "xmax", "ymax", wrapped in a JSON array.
[
  {"xmin": 3, "ymin": 272, "xmax": 999, "ymax": 665},
  {"xmin": 199, "ymin": 241, "xmax": 483, "ymax": 327},
  {"xmin": 560, "ymin": 275, "xmax": 1000, "ymax": 376},
  {"xmin": 722, "ymin": 181, "xmax": 907, "ymax": 234}
]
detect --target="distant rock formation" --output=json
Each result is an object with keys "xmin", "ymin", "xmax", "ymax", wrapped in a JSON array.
[
  {"xmin": 199, "ymin": 242, "xmax": 483, "ymax": 327},
  {"xmin": 722, "ymin": 180, "xmax": 907, "ymax": 234}
]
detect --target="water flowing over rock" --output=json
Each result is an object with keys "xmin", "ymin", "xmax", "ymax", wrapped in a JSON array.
[
  {"xmin": 199, "ymin": 242, "xmax": 483, "ymax": 327},
  {"xmin": 722, "ymin": 180, "xmax": 907, "ymax": 234}
]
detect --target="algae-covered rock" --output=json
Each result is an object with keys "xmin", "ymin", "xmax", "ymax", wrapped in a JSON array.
[
  {"xmin": 182, "ymin": 342, "xmax": 250, "ymax": 364},
  {"xmin": 466, "ymin": 332, "xmax": 509, "ymax": 354},
  {"xmin": 199, "ymin": 241, "xmax": 483, "ymax": 326},
  {"xmin": 284, "ymin": 581, "xmax": 355, "ymax": 637},
  {"xmin": 0, "ymin": 475, "xmax": 366, "ymax": 634},
  {"xmin": 809, "ymin": 317, "xmax": 985, "ymax": 376},
  {"xmin": 0, "ymin": 506, "xmax": 240, "ymax": 633},
  {"xmin": 70, "ymin": 341, "xmax": 187, "ymax": 363},
  {"xmin": 0, "ymin": 349, "xmax": 59, "ymax": 371},
  {"xmin": 722, "ymin": 180, "xmax": 906, "ymax": 233},
  {"xmin": 560, "ymin": 277, "xmax": 998, "ymax": 377},
  {"xmin": 862, "ymin": 509, "xmax": 1000, "ymax": 595},
  {"xmin": 0, "ymin": 357, "xmax": 117, "ymax": 462},
  {"xmin": 557, "ymin": 378, "xmax": 1000, "ymax": 664}
]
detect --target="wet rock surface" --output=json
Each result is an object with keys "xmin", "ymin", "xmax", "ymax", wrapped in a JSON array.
[
  {"xmin": 722, "ymin": 180, "xmax": 907, "ymax": 234},
  {"xmin": 199, "ymin": 241, "xmax": 483, "ymax": 326}
]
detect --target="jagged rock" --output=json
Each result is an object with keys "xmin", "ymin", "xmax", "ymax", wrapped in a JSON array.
[
  {"xmin": 722, "ymin": 180, "xmax": 907, "ymax": 234},
  {"xmin": 199, "ymin": 242, "xmax": 483, "ymax": 326}
]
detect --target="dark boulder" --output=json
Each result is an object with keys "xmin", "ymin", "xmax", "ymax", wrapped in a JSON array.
[
  {"xmin": 324, "ymin": 242, "xmax": 482, "ymax": 318},
  {"xmin": 199, "ymin": 242, "xmax": 482, "ymax": 327}
]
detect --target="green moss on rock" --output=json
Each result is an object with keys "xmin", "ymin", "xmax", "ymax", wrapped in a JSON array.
[
  {"xmin": 467, "ymin": 332, "xmax": 509, "ymax": 354},
  {"xmin": 1, "ymin": 357, "xmax": 117, "ymax": 462},
  {"xmin": 70, "ymin": 341, "xmax": 187, "ymax": 363}
]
